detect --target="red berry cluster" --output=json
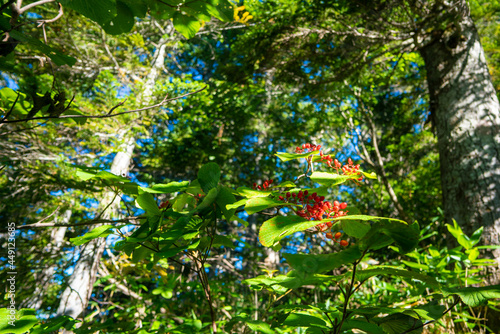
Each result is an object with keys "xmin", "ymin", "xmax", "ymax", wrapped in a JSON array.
[
  {"xmin": 337, "ymin": 158, "xmax": 363, "ymax": 181},
  {"xmin": 277, "ymin": 191, "xmax": 348, "ymax": 242},
  {"xmin": 253, "ymin": 179, "xmax": 274, "ymax": 190},
  {"xmin": 319, "ymin": 151, "xmax": 334, "ymax": 167},
  {"xmin": 295, "ymin": 143, "xmax": 321, "ymax": 154}
]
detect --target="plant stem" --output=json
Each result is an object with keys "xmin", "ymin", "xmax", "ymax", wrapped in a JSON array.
[{"xmin": 335, "ymin": 250, "xmax": 367, "ymax": 334}]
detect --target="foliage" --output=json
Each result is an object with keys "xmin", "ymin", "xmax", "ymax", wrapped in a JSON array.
[{"xmin": 1, "ymin": 0, "xmax": 499, "ymax": 333}]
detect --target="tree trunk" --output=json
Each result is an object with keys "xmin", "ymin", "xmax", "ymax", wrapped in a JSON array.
[
  {"xmin": 56, "ymin": 32, "xmax": 170, "ymax": 321},
  {"xmin": 56, "ymin": 136, "xmax": 135, "ymax": 319},
  {"xmin": 419, "ymin": 10, "xmax": 500, "ymax": 277}
]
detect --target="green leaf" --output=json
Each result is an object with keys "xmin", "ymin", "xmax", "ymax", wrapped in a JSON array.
[
  {"xmin": 259, "ymin": 215, "xmax": 317, "ymax": 247},
  {"xmin": 216, "ymin": 186, "xmax": 236, "ymax": 221},
  {"xmin": 275, "ymin": 150, "xmax": 319, "ymax": 162},
  {"xmin": 139, "ymin": 181, "xmax": 190, "ymax": 194},
  {"xmin": 101, "ymin": 0, "xmax": 135, "ymax": 34},
  {"xmin": 442, "ymin": 285, "xmax": 500, "ymax": 307},
  {"xmin": 376, "ymin": 313, "xmax": 423, "ymax": 334},
  {"xmin": 245, "ymin": 197, "xmax": 291, "ymax": 215},
  {"xmin": 446, "ymin": 219, "xmax": 472, "ymax": 249},
  {"xmin": 197, "ymin": 162, "xmax": 220, "ymax": 193},
  {"xmin": 245, "ymin": 320, "xmax": 275, "ymax": 334},
  {"xmin": 276, "ymin": 181, "xmax": 296, "ymax": 187},
  {"xmin": 342, "ymin": 319, "xmax": 386, "ymax": 334},
  {"xmin": 70, "ymin": 225, "xmax": 114, "ymax": 246},
  {"xmin": 282, "ymin": 312, "xmax": 329, "ymax": 329},
  {"xmin": 196, "ymin": 187, "xmax": 218, "ymax": 212},
  {"xmin": 226, "ymin": 198, "xmax": 249, "ymax": 210},
  {"xmin": 470, "ymin": 226, "xmax": 484, "ymax": 247},
  {"xmin": 310, "ymin": 171, "xmax": 355, "ymax": 186},
  {"xmin": 361, "ymin": 171, "xmax": 378, "ymax": 179},
  {"xmin": 58, "ymin": 0, "xmax": 117, "ymax": 26},
  {"xmin": 359, "ymin": 221, "xmax": 419, "ymax": 253},
  {"xmin": 212, "ymin": 235, "xmax": 235, "ymax": 249},
  {"xmin": 341, "ymin": 219, "xmax": 371, "ymax": 238},
  {"xmin": 136, "ymin": 193, "xmax": 161, "ymax": 216},
  {"xmin": 236, "ymin": 186, "xmax": 272, "ymax": 198},
  {"xmin": 0, "ymin": 308, "xmax": 38, "ymax": 334},
  {"xmin": 284, "ymin": 246, "xmax": 362, "ymax": 274},
  {"xmin": 173, "ymin": 13, "xmax": 202, "ymax": 39}
]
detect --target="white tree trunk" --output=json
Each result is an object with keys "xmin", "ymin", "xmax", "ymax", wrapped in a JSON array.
[{"xmin": 56, "ymin": 136, "xmax": 135, "ymax": 319}]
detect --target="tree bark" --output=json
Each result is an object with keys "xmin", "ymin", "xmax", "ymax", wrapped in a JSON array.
[{"xmin": 419, "ymin": 9, "xmax": 500, "ymax": 277}]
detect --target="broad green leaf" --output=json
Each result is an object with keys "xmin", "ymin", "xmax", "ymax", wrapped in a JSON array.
[
  {"xmin": 132, "ymin": 245, "xmax": 153, "ymax": 263},
  {"xmin": 282, "ymin": 312, "xmax": 329, "ymax": 329},
  {"xmin": 58, "ymin": 0, "xmax": 117, "ymax": 26},
  {"xmin": 442, "ymin": 285, "xmax": 500, "ymax": 307},
  {"xmin": 212, "ymin": 235, "xmax": 235, "ymax": 249},
  {"xmin": 197, "ymin": 163, "xmax": 220, "ymax": 193},
  {"xmin": 70, "ymin": 225, "xmax": 114, "ymax": 246},
  {"xmin": 259, "ymin": 215, "xmax": 317, "ymax": 247},
  {"xmin": 216, "ymin": 186, "xmax": 236, "ymax": 221},
  {"xmin": 139, "ymin": 181, "xmax": 190, "ymax": 194},
  {"xmin": 226, "ymin": 198, "xmax": 249, "ymax": 210},
  {"xmin": 245, "ymin": 197, "xmax": 291, "ymax": 215},
  {"xmin": 361, "ymin": 171, "xmax": 378, "ymax": 179},
  {"xmin": 276, "ymin": 181, "xmax": 296, "ymax": 187},
  {"xmin": 101, "ymin": 0, "xmax": 135, "ymax": 35},
  {"xmin": 341, "ymin": 220, "xmax": 371, "ymax": 238},
  {"xmin": 236, "ymin": 186, "xmax": 272, "ymax": 198},
  {"xmin": 275, "ymin": 150, "xmax": 319, "ymax": 162},
  {"xmin": 0, "ymin": 308, "xmax": 38, "ymax": 334},
  {"xmin": 359, "ymin": 221, "xmax": 419, "ymax": 253},
  {"xmin": 376, "ymin": 313, "xmax": 423, "ymax": 334},
  {"xmin": 342, "ymin": 319, "xmax": 385, "ymax": 334},
  {"xmin": 173, "ymin": 13, "xmax": 202, "ymax": 39},
  {"xmin": 136, "ymin": 193, "xmax": 161, "ymax": 216},
  {"xmin": 75, "ymin": 170, "xmax": 96, "ymax": 181},
  {"xmin": 310, "ymin": 171, "xmax": 355, "ymax": 186},
  {"xmin": 284, "ymin": 246, "xmax": 362, "ymax": 274},
  {"xmin": 245, "ymin": 320, "xmax": 275, "ymax": 334}
]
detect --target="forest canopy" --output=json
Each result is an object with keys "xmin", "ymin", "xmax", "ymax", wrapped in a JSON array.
[{"xmin": 1, "ymin": 0, "xmax": 500, "ymax": 333}]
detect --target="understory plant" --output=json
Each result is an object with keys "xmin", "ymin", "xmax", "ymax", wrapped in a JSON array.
[{"xmin": 2, "ymin": 143, "xmax": 500, "ymax": 334}]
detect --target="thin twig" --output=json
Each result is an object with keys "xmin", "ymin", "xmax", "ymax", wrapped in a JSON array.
[{"xmin": 1, "ymin": 86, "xmax": 207, "ymax": 124}]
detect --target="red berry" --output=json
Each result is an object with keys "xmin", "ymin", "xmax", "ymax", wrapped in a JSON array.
[
  {"xmin": 340, "ymin": 240, "xmax": 349, "ymax": 247},
  {"xmin": 326, "ymin": 232, "xmax": 333, "ymax": 239},
  {"xmin": 334, "ymin": 232, "xmax": 342, "ymax": 239},
  {"xmin": 286, "ymin": 192, "xmax": 291, "ymax": 198},
  {"xmin": 340, "ymin": 202, "xmax": 347, "ymax": 210}
]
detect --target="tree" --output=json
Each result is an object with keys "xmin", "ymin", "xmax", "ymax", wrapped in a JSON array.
[{"xmin": 228, "ymin": 0, "xmax": 500, "ymax": 275}]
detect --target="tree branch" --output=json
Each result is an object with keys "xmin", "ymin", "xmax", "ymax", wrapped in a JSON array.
[{"xmin": 1, "ymin": 86, "xmax": 207, "ymax": 124}]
